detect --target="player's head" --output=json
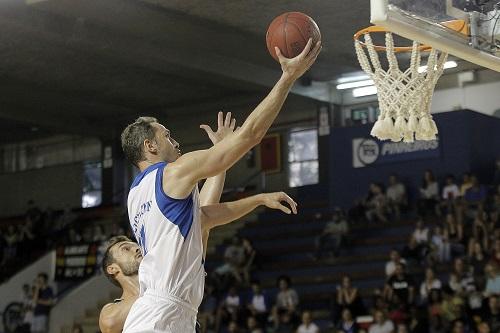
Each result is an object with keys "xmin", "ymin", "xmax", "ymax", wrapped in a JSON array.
[
  {"xmin": 121, "ymin": 117, "xmax": 181, "ymax": 167},
  {"xmin": 102, "ymin": 235, "xmax": 143, "ymax": 287}
]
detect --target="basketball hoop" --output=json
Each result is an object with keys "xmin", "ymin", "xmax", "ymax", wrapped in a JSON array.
[{"xmin": 354, "ymin": 26, "xmax": 448, "ymax": 143}]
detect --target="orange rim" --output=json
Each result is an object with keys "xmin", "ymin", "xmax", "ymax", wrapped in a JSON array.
[
  {"xmin": 354, "ymin": 20, "xmax": 469, "ymax": 53},
  {"xmin": 354, "ymin": 26, "xmax": 432, "ymax": 53}
]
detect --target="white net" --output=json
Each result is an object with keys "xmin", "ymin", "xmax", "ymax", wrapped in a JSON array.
[{"xmin": 355, "ymin": 31, "xmax": 448, "ymax": 142}]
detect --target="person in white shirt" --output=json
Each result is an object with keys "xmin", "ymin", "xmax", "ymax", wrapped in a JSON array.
[
  {"xmin": 441, "ymin": 175, "xmax": 460, "ymax": 214},
  {"xmin": 412, "ymin": 220, "xmax": 429, "ymax": 245},
  {"xmin": 418, "ymin": 170, "xmax": 440, "ymax": 217},
  {"xmin": 419, "ymin": 267, "xmax": 442, "ymax": 302},
  {"xmin": 386, "ymin": 175, "xmax": 407, "ymax": 221},
  {"xmin": 296, "ymin": 311, "xmax": 319, "ymax": 333},
  {"xmin": 385, "ymin": 250, "xmax": 407, "ymax": 278},
  {"xmin": 369, "ymin": 310, "xmax": 395, "ymax": 333}
]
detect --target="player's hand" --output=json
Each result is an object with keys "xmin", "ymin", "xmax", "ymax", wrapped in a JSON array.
[
  {"xmin": 275, "ymin": 38, "xmax": 322, "ymax": 81},
  {"xmin": 200, "ymin": 111, "xmax": 238, "ymax": 145},
  {"xmin": 260, "ymin": 192, "xmax": 298, "ymax": 215}
]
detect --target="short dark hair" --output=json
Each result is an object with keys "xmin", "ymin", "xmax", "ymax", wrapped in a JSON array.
[
  {"xmin": 102, "ymin": 235, "xmax": 132, "ymax": 287},
  {"xmin": 121, "ymin": 117, "xmax": 158, "ymax": 167}
]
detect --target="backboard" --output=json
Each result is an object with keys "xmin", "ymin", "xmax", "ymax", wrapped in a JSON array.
[{"xmin": 371, "ymin": 0, "xmax": 500, "ymax": 72}]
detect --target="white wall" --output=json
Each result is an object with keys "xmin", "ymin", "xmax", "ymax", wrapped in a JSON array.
[
  {"xmin": 431, "ymin": 80, "xmax": 500, "ymax": 115},
  {"xmin": 49, "ymin": 275, "xmax": 120, "ymax": 333},
  {"xmin": 0, "ymin": 251, "xmax": 56, "ymax": 332}
]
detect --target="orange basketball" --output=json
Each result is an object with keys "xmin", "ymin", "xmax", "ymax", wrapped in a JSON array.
[{"xmin": 266, "ymin": 12, "xmax": 321, "ymax": 62}]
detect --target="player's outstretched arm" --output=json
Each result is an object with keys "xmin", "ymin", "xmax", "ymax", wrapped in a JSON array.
[
  {"xmin": 163, "ymin": 40, "xmax": 322, "ymax": 199},
  {"xmin": 200, "ymin": 192, "xmax": 297, "ymax": 230}
]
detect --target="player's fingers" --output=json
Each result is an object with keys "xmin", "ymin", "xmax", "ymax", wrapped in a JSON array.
[
  {"xmin": 218, "ymin": 111, "xmax": 223, "ymax": 129},
  {"xmin": 224, "ymin": 112, "xmax": 232, "ymax": 127},
  {"xmin": 230, "ymin": 118, "xmax": 236, "ymax": 130},
  {"xmin": 275, "ymin": 203, "xmax": 292, "ymax": 215},
  {"xmin": 275, "ymin": 47, "xmax": 287, "ymax": 62},
  {"xmin": 283, "ymin": 195, "xmax": 298, "ymax": 214},
  {"xmin": 200, "ymin": 124, "xmax": 214, "ymax": 134},
  {"xmin": 298, "ymin": 38, "xmax": 313, "ymax": 60}
]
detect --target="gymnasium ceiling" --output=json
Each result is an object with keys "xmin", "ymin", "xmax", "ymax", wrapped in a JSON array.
[{"xmin": 0, "ymin": 0, "xmax": 497, "ymax": 143}]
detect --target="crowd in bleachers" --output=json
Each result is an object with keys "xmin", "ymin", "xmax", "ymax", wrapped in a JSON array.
[{"xmin": 200, "ymin": 158, "xmax": 500, "ymax": 333}]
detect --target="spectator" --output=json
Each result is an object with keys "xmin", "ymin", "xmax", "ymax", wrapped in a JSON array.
[
  {"xmin": 459, "ymin": 173, "xmax": 473, "ymax": 197},
  {"xmin": 5, "ymin": 225, "xmax": 19, "ymax": 261},
  {"xmin": 32, "ymin": 273, "xmax": 54, "ymax": 333},
  {"xmin": 468, "ymin": 240, "xmax": 488, "ymax": 276},
  {"xmin": 247, "ymin": 281, "xmax": 270, "ymax": 327},
  {"xmin": 401, "ymin": 235, "xmax": 423, "ymax": 267},
  {"xmin": 448, "ymin": 258, "xmax": 475, "ymax": 294},
  {"xmin": 227, "ymin": 321, "xmax": 241, "ymax": 333},
  {"xmin": 246, "ymin": 316, "xmax": 264, "ymax": 333},
  {"xmin": 450, "ymin": 320, "xmax": 466, "ymax": 333},
  {"xmin": 215, "ymin": 237, "xmax": 245, "ymax": 286},
  {"xmin": 215, "ymin": 286, "xmax": 242, "ymax": 333},
  {"xmin": 444, "ymin": 213, "xmax": 464, "ymax": 245},
  {"xmin": 431, "ymin": 226, "xmax": 451, "ymax": 263},
  {"xmin": 428, "ymin": 315, "xmax": 445, "ymax": 333},
  {"xmin": 441, "ymin": 175, "xmax": 460, "ymax": 213},
  {"xmin": 386, "ymin": 175, "xmax": 407, "ymax": 221},
  {"xmin": 336, "ymin": 275, "xmax": 364, "ymax": 319},
  {"xmin": 485, "ymin": 264, "xmax": 500, "ymax": 296},
  {"xmin": 477, "ymin": 322, "xmax": 491, "ymax": 333},
  {"xmin": 464, "ymin": 176, "xmax": 488, "ymax": 210},
  {"xmin": 386, "ymin": 250, "xmax": 407, "ymax": 278},
  {"xmin": 384, "ymin": 263, "xmax": 416, "ymax": 305},
  {"xmin": 368, "ymin": 310, "xmax": 395, "ymax": 333},
  {"xmin": 418, "ymin": 170, "xmax": 439, "ymax": 217},
  {"xmin": 313, "ymin": 209, "xmax": 349, "ymax": 260},
  {"xmin": 19, "ymin": 283, "xmax": 34, "ymax": 333},
  {"xmin": 336, "ymin": 308, "xmax": 359, "ymax": 333},
  {"xmin": 412, "ymin": 219, "xmax": 429, "ymax": 245},
  {"xmin": 274, "ymin": 310, "xmax": 294, "ymax": 333},
  {"xmin": 365, "ymin": 183, "xmax": 389, "ymax": 223},
  {"xmin": 420, "ymin": 268, "xmax": 442, "ymax": 303},
  {"xmin": 494, "ymin": 157, "xmax": 500, "ymax": 187},
  {"xmin": 482, "ymin": 295, "xmax": 500, "ymax": 332},
  {"xmin": 272, "ymin": 275, "xmax": 300, "ymax": 327},
  {"xmin": 26, "ymin": 200, "xmax": 42, "ymax": 226},
  {"xmin": 439, "ymin": 286, "xmax": 463, "ymax": 325},
  {"xmin": 296, "ymin": 311, "xmax": 319, "ymax": 333},
  {"xmin": 240, "ymin": 238, "xmax": 257, "ymax": 285}
]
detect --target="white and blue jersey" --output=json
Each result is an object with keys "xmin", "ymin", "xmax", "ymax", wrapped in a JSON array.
[{"xmin": 123, "ymin": 162, "xmax": 205, "ymax": 333}]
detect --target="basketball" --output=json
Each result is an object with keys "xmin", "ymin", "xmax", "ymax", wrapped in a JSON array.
[{"xmin": 266, "ymin": 12, "xmax": 321, "ymax": 62}]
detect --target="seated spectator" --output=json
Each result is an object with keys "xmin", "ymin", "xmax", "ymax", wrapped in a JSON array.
[
  {"xmin": 336, "ymin": 275, "xmax": 364, "ymax": 319},
  {"xmin": 365, "ymin": 183, "xmax": 389, "ymax": 223},
  {"xmin": 441, "ymin": 175, "xmax": 460, "ymax": 214},
  {"xmin": 386, "ymin": 175, "xmax": 407, "ymax": 221},
  {"xmin": 401, "ymin": 235, "xmax": 423, "ymax": 268},
  {"xmin": 274, "ymin": 310, "xmax": 295, "ymax": 333},
  {"xmin": 448, "ymin": 258, "xmax": 475, "ymax": 294},
  {"xmin": 215, "ymin": 237, "xmax": 245, "ymax": 286},
  {"xmin": 386, "ymin": 250, "xmax": 407, "ymax": 278},
  {"xmin": 296, "ymin": 311, "xmax": 320, "ymax": 333},
  {"xmin": 444, "ymin": 213, "xmax": 464, "ymax": 245},
  {"xmin": 313, "ymin": 209, "xmax": 349, "ymax": 260},
  {"xmin": 450, "ymin": 320, "xmax": 466, "ymax": 333},
  {"xmin": 246, "ymin": 316, "xmax": 264, "ymax": 333},
  {"xmin": 384, "ymin": 263, "xmax": 416, "ymax": 305},
  {"xmin": 368, "ymin": 310, "xmax": 395, "ymax": 333},
  {"xmin": 274, "ymin": 275, "xmax": 299, "ymax": 314},
  {"xmin": 459, "ymin": 173, "xmax": 473, "ymax": 198},
  {"xmin": 468, "ymin": 239, "xmax": 488, "ymax": 276},
  {"xmin": 428, "ymin": 289, "xmax": 443, "ymax": 318},
  {"xmin": 215, "ymin": 286, "xmax": 242, "ymax": 333},
  {"xmin": 494, "ymin": 157, "xmax": 500, "ymax": 187},
  {"xmin": 482, "ymin": 295, "xmax": 500, "ymax": 332},
  {"xmin": 227, "ymin": 321, "xmax": 241, "ymax": 333},
  {"xmin": 418, "ymin": 170, "xmax": 440, "ymax": 217},
  {"xmin": 471, "ymin": 217, "xmax": 489, "ymax": 252},
  {"xmin": 440, "ymin": 286, "xmax": 464, "ymax": 325},
  {"xmin": 336, "ymin": 308, "xmax": 360, "ymax": 333},
  {"xmin": 92, "ymin": 224, "xmax": 107, "ymax": 243},
  {"xmin": 387, "ymin": 294, "xmax": 408, "ymax": 326},
  {"xmin": 430, "ymin": 226, "xmax": 451, "ymax": 263},
  {"xmin": 428, "ymin": 315, "xmax": 445, "ymax": 333},
  {"xmin": 412, "ymin": 219, "xmax": 429, "ymax": 245},
  {"xmin": 464, "ymin": 176, "xmax": 488, "ymax": 211},
  {"xmin": 407, "ymin": 305, "xmax": 428, "ymax": 333},
  {"xmin": 477, "ymin": 322, "xmax": 491, "ymax": 333},
  {"xmin": 420, "ymin": 267, "xmax": 442, "ymax": 304},
  {"xmin": 5, "ymin": 225, "xmax": 19, "ymax": 261},
  {"xmin": 485, "ymin": 264, "xmax": 500, "ymax": 296},
  {"xmin": 246, "ymin": 280, "xmax": 270, "ymax": 327}
]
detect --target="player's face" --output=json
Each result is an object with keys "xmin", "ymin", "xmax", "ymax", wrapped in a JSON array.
[
  {"xmin": 152, "ymin": 123, "xmax": 181, "ymax": 162},
  {"xmin": 113, "ymin": 241, "xmax": 143, "ymax": 276}
]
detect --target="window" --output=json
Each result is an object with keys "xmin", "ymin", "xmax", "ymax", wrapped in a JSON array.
[
  {"xmin": 82, "ymin": 162, "xmax": 102, "ymax": 208},
  {"xmin": 288, "ymin": 129, "xmax": 319, "ymax": 187}
]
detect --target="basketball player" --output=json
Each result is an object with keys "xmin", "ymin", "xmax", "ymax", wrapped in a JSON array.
[{"xmin": 120, "ymin": 39, "xmax": 321, "ymax": 333}]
